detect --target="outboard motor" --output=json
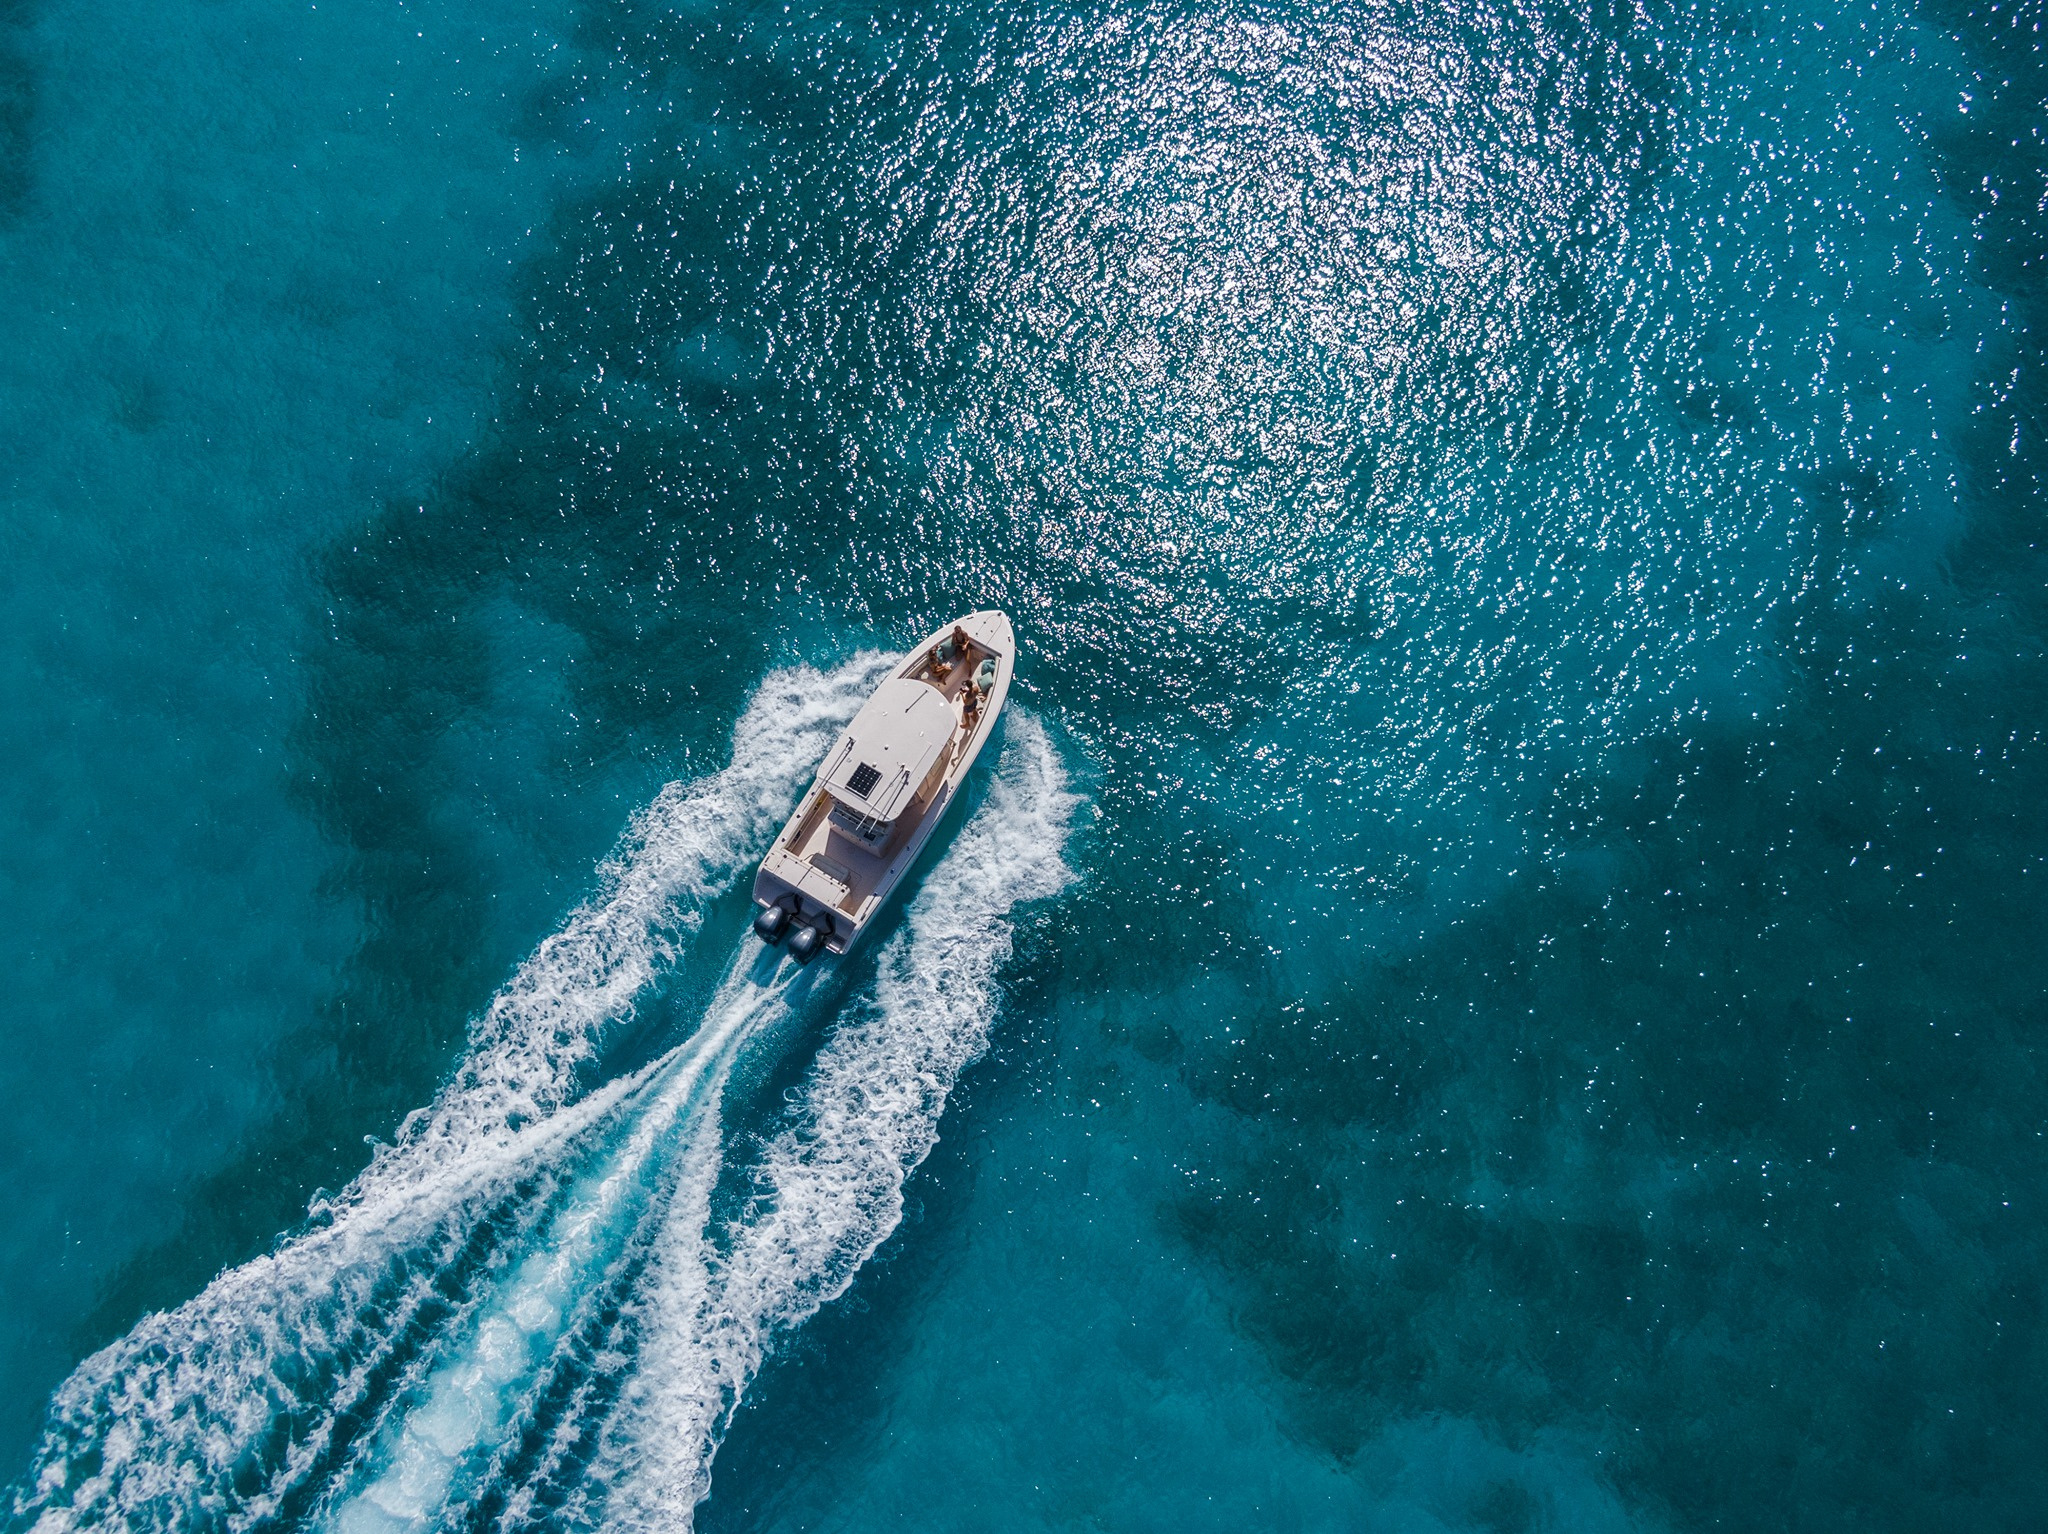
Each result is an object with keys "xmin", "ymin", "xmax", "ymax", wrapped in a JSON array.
[
  {"xmin": 752, "ymin": 903, "xmax": 791, "ymax": 944},
  {"xmin": 786, "ymin": 920, "xmax": 828, "ymax": 964}
]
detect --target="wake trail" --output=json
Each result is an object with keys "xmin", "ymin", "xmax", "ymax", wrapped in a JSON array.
[
  {"xmin": 317, "ymin": 951, "xmax": 806, "ymax": 1534},
  {"xmin": 9, "ymin": 658, "xmax": 885, "ymax": 1534},
  {"xmin": 574, "ymin": 714, "xmax": 1079, "ymax": 1533}
]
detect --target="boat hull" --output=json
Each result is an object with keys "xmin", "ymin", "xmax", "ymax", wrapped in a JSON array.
[{"xmin": 752, "ymin": 610, "xmax": 1014, "ymax": 956}]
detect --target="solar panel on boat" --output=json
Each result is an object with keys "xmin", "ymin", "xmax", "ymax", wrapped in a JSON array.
[{"xmin": 847, "ymin": 761, "xmax": 881, "ymax": 797}]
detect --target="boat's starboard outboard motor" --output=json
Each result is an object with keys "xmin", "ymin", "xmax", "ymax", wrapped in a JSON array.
[
  {"xmin": 752, "ymin": 902, "xmax": 792, "ymax": 944},
  {"xmin": 786, "ymin": 920, "xmax": 828, "ymax": 964}
]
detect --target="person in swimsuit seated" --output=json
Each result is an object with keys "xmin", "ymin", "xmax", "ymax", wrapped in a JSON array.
[{"xmin": 930, "ymin": 626, "xmax": 973, "ymax": 679}]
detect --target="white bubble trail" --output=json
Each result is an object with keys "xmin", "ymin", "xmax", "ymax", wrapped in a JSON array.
[
  {"xmin": 12, "ymin": 657, "xmax": 886, "ymax": 1534},
  {"xmin": 320, "ymin": 953, "xmax": 803, "ymax": 1534},
  {"xmin": 582, "ymin": 713, "xmax": 1079, "ymax": 1532}
]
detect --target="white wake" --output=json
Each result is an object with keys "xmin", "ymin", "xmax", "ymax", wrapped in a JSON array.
[
  {"xmin": 12, "ymin": 657, "xmax": 886, "ymax": 1534},
  {"xmin": 320, "ymin": 955, "xmax": 804, "ymax": 1534},
  {"xmin": 577, "ymin": 713, "xmax": 1079, "ymax": 1531},
  {"xmin": 11, "ymin": 671, "xmax": 1076, "ymax": 1534}
]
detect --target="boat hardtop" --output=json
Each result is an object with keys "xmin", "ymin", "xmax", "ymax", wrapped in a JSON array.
[
  {"xmin": 818, "ymin": 677, "xmax": 954, "ymax": 830},
  {"xmin": 752, "ymin": 610, "xmax": 1014, "ymax": 960}
]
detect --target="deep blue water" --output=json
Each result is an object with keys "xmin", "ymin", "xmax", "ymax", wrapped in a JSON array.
[{"xmin": 1, "ymin": 0, "xmax": 2043, "ymax": 1524}]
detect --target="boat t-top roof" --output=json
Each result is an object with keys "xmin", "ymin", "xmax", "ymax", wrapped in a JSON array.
[{"xmin": 820, "ymin": 676, "xmax": 953, "ymax": 824}]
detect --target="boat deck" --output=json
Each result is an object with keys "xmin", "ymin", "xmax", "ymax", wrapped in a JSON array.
[{"xmin": 759, "ymin": 634, "xmax": 998, "ymax": 928}]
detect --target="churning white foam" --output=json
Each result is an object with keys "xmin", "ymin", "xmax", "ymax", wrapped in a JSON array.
[
  {"xmin": 12, "ymin": 657, "xmax": 885, "ymax": 1534},
  {"xmin": 582, "ymin": 713, "xmax": 1079, "ymax": 1531},
  {"xmin": 324, "ymin": 956, "xmax": 804, "ymax": 1534}
]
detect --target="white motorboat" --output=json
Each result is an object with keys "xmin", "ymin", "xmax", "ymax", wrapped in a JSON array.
[{"xmin": 751, "ymin": 610, "xmax": 1016, "ymax": 961}]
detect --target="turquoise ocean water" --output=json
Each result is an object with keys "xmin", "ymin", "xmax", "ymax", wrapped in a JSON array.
[{"xmin": 1, "ymin": 0, "xmax": 2042, "ymax": 1524}]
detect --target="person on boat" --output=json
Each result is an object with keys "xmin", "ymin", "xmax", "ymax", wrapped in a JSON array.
[{"xmin": 929, "ymin": 626, "xmax": 973, "ymax": 679}]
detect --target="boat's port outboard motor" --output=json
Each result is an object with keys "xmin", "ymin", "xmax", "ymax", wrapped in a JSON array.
[
  {"xmin": 786, "ymin": 920, "xmax": 828, "ymax": 964},
  {"xmin": 752, "ymin": 903, "xmax": 791, "ymax": 944}
]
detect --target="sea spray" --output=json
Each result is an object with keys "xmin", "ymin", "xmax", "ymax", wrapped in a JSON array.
[
  {"xmin": 11, "ymin": 658, "xmax": 884, "ymax": 1534},
  {"xmin": 583, "ymin": 714, "xmax": 1080, "ymax": 1530}
]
